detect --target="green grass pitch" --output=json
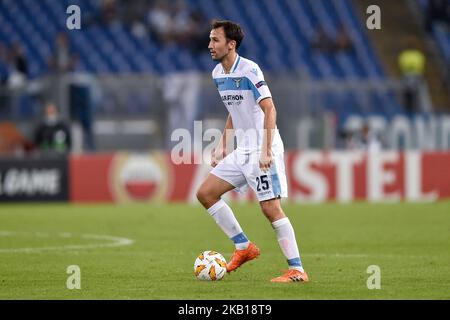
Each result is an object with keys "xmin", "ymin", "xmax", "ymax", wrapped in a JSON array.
[{"xmin": 0, "ymin": 201, "xmax": 449, "ymax": 299}]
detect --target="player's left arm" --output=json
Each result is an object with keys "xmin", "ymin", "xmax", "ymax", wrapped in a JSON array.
[{"xmin": 259, "ymin": 97, "xmax": 276, "ymax": 172}]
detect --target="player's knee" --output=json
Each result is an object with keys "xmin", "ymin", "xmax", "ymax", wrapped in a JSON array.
[
  {"xmin": 260, "ymin": 200, "xmax": 285, "ymax": 222},
  {"xmin": 196, "ymin": 186, "xmax": 213, "ymax": 207},
  {"xmin": 196, "ymin": 187, "xmax": 206, "ymax": 204}
]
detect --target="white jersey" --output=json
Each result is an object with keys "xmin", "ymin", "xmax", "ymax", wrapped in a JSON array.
[{"xmin": 212, "ymin": 55, "xmax": 284, "ymax": 154}]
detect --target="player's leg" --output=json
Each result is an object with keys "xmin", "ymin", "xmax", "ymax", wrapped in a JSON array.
[
  {"xmin": 197, "ymin": 153, "xmax": 260, "ymax": 272},
  {"xmin": 196, "ymin": 171, "xmax": 252, "ymax": 251},
  {"xmin": 259, "ymin": 198, "xmax": 308, "ymax": 282},
  {"xmin": 246, "ymin": 151, "xmax": 308, "ymax": 282}
]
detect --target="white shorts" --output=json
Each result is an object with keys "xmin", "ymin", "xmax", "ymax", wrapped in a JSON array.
[{"xmin": 211, "ymin": 150, "xmax": 288, "ymax": 202}]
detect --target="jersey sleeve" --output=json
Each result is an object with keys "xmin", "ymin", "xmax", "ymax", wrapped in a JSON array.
[{"xmin": 245, "ymin": 64, "xmax": 272, "ymax": 104}]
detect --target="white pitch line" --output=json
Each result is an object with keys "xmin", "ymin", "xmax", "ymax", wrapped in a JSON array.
[{"xmin": 0, "ymin": 231, "xmax": 134, "ymax": 253}]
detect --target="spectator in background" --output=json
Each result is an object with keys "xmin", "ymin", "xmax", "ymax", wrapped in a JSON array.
[
  {"xmin": 69, "ymin": 77, "xmax": 97, "ymax": 152},
  {"xmin": 6, "ymin": 43, "xmax": 28, "ymax": 89},
  {"xmin": 48, "ymin": 32, "xmax": 78, "ymax": 73},
  {"xmin": 34, "ymin": 102, "xmax": 72, "ymax": 155},
  {"xmin": 147, "ymin": 0, "xmax": 172, "ymax": 45},
  {"xmin": 334, "ymin": 24, "xmax": 353, "ymax": 52},
  {"xmin": 359, "ymin": 123, "xmax": 382, "ymax": 153},
  {"xmin": 398, "ymin": 36, "xmax": 431, "ymax": 114},
  {"xmin": 121, "ymin": 0, "xmax": 149, "ymax": 39},
  {"xmin": 0, "ymin": 43, "xmax": 30, "ymax": 120},
  {"xmin": 342, "ymin": 123, "xmax": 382, "ymax": 152},
  {"xmin": 155, "ymin": 1, "xmax": 207, "ymax": 148},
  {"xmin": 9, "ymin": 43, "xmax": 28, "ymax": 78},
  {"xmin": 48, "ymin": 32, "xmax": 77, "ymax": 120},
  {"xmin": 170, "ymin": 0, "xmax": 191, "ymax": 40},
  {"xmin": 100, "ymin": 0, "xmax": 120, "ymax": 26},
  {"xmin": 179, "ymin": 11, "xmax": 210, "ymax": 53},
  {"xmin": 48, "ymin": 32, "xmax": 96, "ymax": 152},
  {"xmin": 311, "ymin": 26, "xmax": 335, "ymax": 53},
  {"xmin": 311, "ymin": 24, "xmax": 353, "ymax": 54}
]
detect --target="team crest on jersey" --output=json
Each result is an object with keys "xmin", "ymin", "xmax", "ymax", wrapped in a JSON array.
[
  {"xmin": 251, "ymin": 68, "xmax": 258, "ymax": 76},
  {"xmin": 233, "ymin": 78, "xmax": 242, "ymax": 88}
]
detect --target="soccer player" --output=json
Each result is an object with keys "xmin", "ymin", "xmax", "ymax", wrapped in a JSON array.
[{"xmin": 196, "ymin": 20, "xmax": 309, "ymax": 283}]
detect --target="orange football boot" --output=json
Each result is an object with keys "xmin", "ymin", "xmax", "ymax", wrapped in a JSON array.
[
  {"xmin": 226, "ymin": 242, "xmax": 260, "ymax": 272},
  {"xmin": 270, "ymin": 269, "xmax": 309, "ymax": 283}
]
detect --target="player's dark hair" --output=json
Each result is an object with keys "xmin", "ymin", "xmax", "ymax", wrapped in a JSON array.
[{"xmin": 211, "ymin": 20, "xmax": 244, "ymax": 49}]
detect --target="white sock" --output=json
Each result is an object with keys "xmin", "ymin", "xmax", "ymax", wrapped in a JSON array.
[
  {"xmin": 272, "ymin": 217, "xmax": 304, "ymax": 272},
  {"xmin": 207, "ymin": 199, "xmax": 249, "ymax": 250}
]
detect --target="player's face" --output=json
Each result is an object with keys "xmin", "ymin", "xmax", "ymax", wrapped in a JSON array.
[{"xmin": 208, "ymin": 27, "xmax": 234, "ymax": 61}]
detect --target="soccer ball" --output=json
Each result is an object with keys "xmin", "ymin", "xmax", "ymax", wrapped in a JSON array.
[{"xmin": 194, "ymin": 250, "xmax": 227, "ymax": 281}]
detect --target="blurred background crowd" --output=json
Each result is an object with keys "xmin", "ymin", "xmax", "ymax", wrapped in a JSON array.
[{"xmin": 0, "ymin": 0, "xmax": 449, "ymax": 157}]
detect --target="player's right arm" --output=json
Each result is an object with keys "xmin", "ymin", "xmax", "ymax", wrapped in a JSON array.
[{"xmin": 211, "ymin": 114, "xmax": 233, "ymax": 167}]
